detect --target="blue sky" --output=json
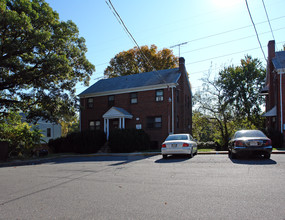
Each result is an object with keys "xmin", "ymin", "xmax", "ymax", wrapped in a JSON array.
[{"xmin": 46, "ymin": 0, "xmax": 285, "ymax": 95}]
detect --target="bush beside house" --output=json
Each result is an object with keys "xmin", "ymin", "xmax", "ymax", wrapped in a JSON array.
[
  {"xmin": 49, "ymin": 130, "xmax": 106, "ymax": 154},
  {"xmin": 108, "ymin": 129, "xmax": 151, "ymax": 153}
]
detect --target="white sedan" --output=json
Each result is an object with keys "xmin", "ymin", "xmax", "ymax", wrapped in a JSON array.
[{"xmin": 161, "ymin": 134, "xmax": 198, "ymax": 159}]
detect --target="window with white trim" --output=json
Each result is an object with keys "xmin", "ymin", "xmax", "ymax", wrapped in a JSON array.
[
  {"xmin": 155, "ymin": 90, "xmax": 163, "ymax": 102},
  {"xmin": 130, "ymin": 92, "xmax": 138, "ymax": 104},
  {"xmin": 147, "ymin": 116, "xmax": 162, "ymax": 128}
]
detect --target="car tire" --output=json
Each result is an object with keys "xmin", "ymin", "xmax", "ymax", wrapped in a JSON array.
[
  {"xmin": 189, "ymin": 149, "xmax": 194, "ymax": 158},
  {"xmin": 264, "ymin": 153, "xmax": 271, "ymax": 159},
  {"xmin": 162, "ymin": 154, "xmax": 167, "ymax": 159},
  {"xmin": 229, "ymin": 150, "xmax": 237, "ymax": 159}
]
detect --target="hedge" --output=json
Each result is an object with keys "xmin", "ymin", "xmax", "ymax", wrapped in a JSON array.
[
  {"xmin": 49, "ymin": 130, "xmax": 106, "ymax": 154},
  {"xmin": 108, "ymin": 129, "xmax": 151, "ymax": 153}
]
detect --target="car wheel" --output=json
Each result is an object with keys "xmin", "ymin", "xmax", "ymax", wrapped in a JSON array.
[
  {"xmin": 264, "ymin": 153, "xmax": 271, "ymax": 159},
  {"xmin": 189, "ymin": 149, "xmax": 194, "ymax": 158},
  {"xmin": 162, "ymin": 154, "xmax": 167, "ymax": 159},
  {"xmin": 229, "ymin": 151, "xmax": 237, "ymax": 159}
]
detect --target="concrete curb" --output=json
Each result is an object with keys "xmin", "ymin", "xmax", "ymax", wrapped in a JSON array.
[{"xmin": 1, "ymin": 150, "xmax": 284, "ymax": 167}]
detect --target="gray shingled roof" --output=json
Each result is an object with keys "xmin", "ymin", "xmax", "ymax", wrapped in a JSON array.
[
  {"xmin": 272, "ymin": 51, "xmax": 285, "ymax": 70},
  {"xmin": 79, "ymin": 68, "xmax": 180, "ymax": 96},
  {"xmin": 113, "ymin": 107, "xmax": 133, "ymax": 117}
]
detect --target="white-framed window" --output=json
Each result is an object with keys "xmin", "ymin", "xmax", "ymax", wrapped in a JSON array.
[
  {"xmin": 155, "ymin": 89, "xmax": 164, "ymax": 102},
  {"xmin": 108, "ymin": 95, "xmax": 115, "ymax": 107},
  {"xmin": 87, "ymin": 98, "xmax": 94, "ymax": 109},
  {"xmin": 90, "ymin": 120, "xmax": 100, "ymax": 130},
  {"xmin": 47, "ymin": 128, "xmax": 51, "ymax": 137},
  {"xmin": 130, "ymin": 92, "xmax": 138, "ymax": 104},
  {"xmin": 89, "ymin": 121, "xmax": 95, "ymax": 131},
  {"xmin": 147, "ymin": 116, "xmax": 162, "ymax": 128}
]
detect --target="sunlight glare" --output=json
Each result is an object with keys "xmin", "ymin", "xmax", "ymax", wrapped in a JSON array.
[{"xmin": 213, "ymin": 0, "xmax": 241, "ymax": 9}]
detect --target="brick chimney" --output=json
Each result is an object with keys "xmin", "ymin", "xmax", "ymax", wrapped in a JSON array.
[
  {"xmin": 268, "ymin": 40, "xmax": 275, "ymax": 61},
  {"xmin": 267, "ymin": 40, "xmax": 276, "ymax": 111},
  {"xmin": 179, "ymin": 57, "xmax": 185, "ymax": 73}
]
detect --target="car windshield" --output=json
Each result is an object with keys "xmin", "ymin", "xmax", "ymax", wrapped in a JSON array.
[
  {"xmin": 166, "ymin": 134, "xmax": 189, "ymax": 141},
  {"xmin": 234, "ymin": 130, "xmax": 267, "ymax": 138}
]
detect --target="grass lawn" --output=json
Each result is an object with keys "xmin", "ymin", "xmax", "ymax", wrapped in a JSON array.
[{"xmin": 198, "ymin": 149, "xmax": 216, "ymax": 152}]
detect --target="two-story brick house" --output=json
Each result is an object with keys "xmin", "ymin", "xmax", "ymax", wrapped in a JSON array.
[
  {"xmin": 262, "ymin": 40, "xmax": 285, "ymax": 145},
  {"xmin": 79, "ymin": 57, "xmax": 192, "ymax": 148}
]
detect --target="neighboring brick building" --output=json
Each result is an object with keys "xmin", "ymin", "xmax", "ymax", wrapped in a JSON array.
[
  {"xmin": 262, "ymin": 40, "xmax": 285, "ymax": 145},
  {"xmin": 79, "ymin": 57, "xmax": 192, "ymax": 148}
]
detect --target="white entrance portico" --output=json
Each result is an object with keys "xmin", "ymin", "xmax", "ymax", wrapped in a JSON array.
[{"xmin": 103, "ymin": 107, "xmax": 133, "ymax": 139}]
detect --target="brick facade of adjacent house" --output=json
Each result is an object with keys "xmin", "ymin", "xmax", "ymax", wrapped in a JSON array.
[
  {"xmin": 263, "ymin": 40, "xmax": 285, "ymax": 146},
  {"xmin": 79, "ymin": 57, "xmax": 192, "ymax": 148}
]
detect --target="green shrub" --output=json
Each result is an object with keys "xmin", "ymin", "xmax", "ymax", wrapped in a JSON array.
[
  {"xmin": 109, "ymin": 129, "xmax": 150, "ymax": 153},
  {"xmin": 0, "ymin": 112, "xmax": 43, "ymax": 158},
  {"xmin": 197, "ymin": 141, "xmax": 218, "ymax": 150},
  {"xmin": 49, "ymin": 130, "xmax": 106, "ymax": 154}
]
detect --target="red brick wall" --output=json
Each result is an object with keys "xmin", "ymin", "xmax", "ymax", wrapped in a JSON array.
[
  {"xmin": 80, "ymin": 88, "xmax": 173, "ymax": 147},
  {"xmin": 80, "ymin": 58, "xmax": 193, "ymax": 147}
]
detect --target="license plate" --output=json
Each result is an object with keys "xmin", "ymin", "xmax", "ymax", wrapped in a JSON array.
[
  {"xmin": 172, "ymin": 144, "xmax": 177, "ymax": 148},
  {"xmin": 249, "ymin": 141, "xmax": 258, "ymax": 146}
]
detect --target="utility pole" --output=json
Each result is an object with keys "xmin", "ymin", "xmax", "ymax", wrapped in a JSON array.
[{"xmin": 170, "ymin": 42, "xmax": 188, "ymax": 57}]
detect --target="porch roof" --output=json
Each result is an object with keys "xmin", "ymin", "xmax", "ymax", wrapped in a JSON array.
[
  {"xmin": 262, "ymin": 106, "xmax": 277, "ymax": 117},
  {"xmin": 103, "ymin": 107, "xmax": 133, "ymax": 119}
]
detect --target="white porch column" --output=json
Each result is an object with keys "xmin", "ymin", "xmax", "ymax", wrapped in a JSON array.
[
  {"xmin": 106, "ymin": 118, "xmax": 109, "ymax": 140},
  {"xmin": 104, "ymin": 118, "xmax": 106, "ymax": 133},
  {"xmin": 119, "ymin": 117, "xmax": 122, "ymax": 129},
  {"xmin": 122, "ymin": 117, "xmax": 125, "ymax": 129}
]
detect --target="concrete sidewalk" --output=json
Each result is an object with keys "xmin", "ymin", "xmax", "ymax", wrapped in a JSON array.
[{"xmin": 1, "ymin": 150, "xmax": 285, "ymax": 167}]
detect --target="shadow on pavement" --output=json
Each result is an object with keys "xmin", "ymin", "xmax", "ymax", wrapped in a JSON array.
[
  {"xmin": 230, "ymin": 154, "xmax": 277, "ymax": 165},
  {"xmin": 0, "ymin": 155, "xmax": 155, "ymax": 168},
  {"xmin": 155, "ymin": 155, "xmax": 192, "ymax": 163}
]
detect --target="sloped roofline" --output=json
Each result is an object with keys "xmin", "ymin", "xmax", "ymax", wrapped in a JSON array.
[
  {"xmin": 79, "ymin": 82, "xmax": 178, "ymax": 98},
  {"xmin": 78, "ymin": 68, "xmax": 181, "ymax": 98}
]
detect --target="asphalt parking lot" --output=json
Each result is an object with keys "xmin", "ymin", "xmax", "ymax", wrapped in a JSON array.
[{"xmin": 1, "ymin": 154, "xmax": 285, "ymax": 220}]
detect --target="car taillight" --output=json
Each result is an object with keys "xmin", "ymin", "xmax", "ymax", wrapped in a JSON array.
[
  {"xmin": 234, "ymin": 140, "xmax": 244, "ymax": 147},
  {"xmin": 182, "ymin": 143, "xmax": 189, "ymax": 147},
  {"xmin": 265, "ymin": 139, "xmax": 272, "ymax": 146},
  {"xmin": 162, "ymin": 144, "xmax": 166, "ymax": 148}
]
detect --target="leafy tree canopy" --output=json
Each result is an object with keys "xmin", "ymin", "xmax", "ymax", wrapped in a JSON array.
[
  {"xmin": 194, "ymin": 55, "xmax": 265, "ymax": 148},
  {"xmin": 0, "ymin": 0, "xmax": 95, "ymax": 122},
  {"xmin": 104, "ymin": 45, "xmax": 178, "ymax": 78},
  {"xmin": 216, "ymin": 55, "xmax": 266, "ymax": 125}
]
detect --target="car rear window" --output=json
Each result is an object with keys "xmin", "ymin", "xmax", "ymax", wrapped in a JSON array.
[
  {"xmin": 166, "ymin": 134, "xmax": 188, "ymax": 141},
  {"xmin": 235, "ymin": 130, "xmax": 267, "ymax": 138}
]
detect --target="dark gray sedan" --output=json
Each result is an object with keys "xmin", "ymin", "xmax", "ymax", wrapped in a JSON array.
[{"xmin": 228, "ymin": 130, "xmax": 272, "ymax": 159}]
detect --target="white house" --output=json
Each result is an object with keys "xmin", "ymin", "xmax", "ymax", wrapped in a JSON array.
[{"xmin": 20, "ymin": 113, "xmax": 62, "ymax": 143}]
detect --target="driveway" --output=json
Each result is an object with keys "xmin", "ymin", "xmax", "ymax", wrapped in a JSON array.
[{"xmin": 0, "ymin": 154, "xmax": 285, "ymax": 219}]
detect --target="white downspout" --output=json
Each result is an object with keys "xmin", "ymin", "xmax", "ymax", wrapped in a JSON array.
[
  {"xmin": 172, "ymin": 87, "xmax": 174, "ymax": 134},
  {"xmin": 281, "ymin": 73, "xmax": 283, "ymax": 133},
  {"xmin": 280, "ymin": 70, "xmax": 285, "ymax": 133}
]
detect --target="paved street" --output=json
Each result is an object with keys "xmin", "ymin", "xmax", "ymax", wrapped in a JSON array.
[{"xmin": 0, "ymin": 154, "xmax": 285, "ymax": 220}]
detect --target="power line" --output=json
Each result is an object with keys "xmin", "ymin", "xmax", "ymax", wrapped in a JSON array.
[
  {"xmin": 245, "ymin": 0, "xmax": 267, "ymax": 62},
  {"xmin": 261, "ymin": 0, "xmax": 277, "ymax": 50},
  {"xmin": 187, "ymin": 40, "xmax": 285, "ymax": 66},
  {"xmin": 105, "ymin": 1, "xmax": 156, "ymax": 71},
  {"xmin": 105, "ymin": 0, "xmax": 168, "ymax": 84},
  {"xmin": 183, "ymin": 26, "xmax": 285, "ymax": 55}
]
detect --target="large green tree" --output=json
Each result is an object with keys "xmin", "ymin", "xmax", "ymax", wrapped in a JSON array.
[
  {"xmin": 216, "ymin": 55, "xmax": 266, "ymax": 127},
  {"xmin": 0, "ymin": 0, "xmax": 95, "ymax": 122},
  {"xmin": 195, "ymin": 73, "xmax": 234, "ymax": 149},
  {"xmin": 104, "ymin": 44, "xmax": 178, "ymax": 78},
  {"xmin": 194, "ymin": 56, "xmax": 266, "ymax": 149}
]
